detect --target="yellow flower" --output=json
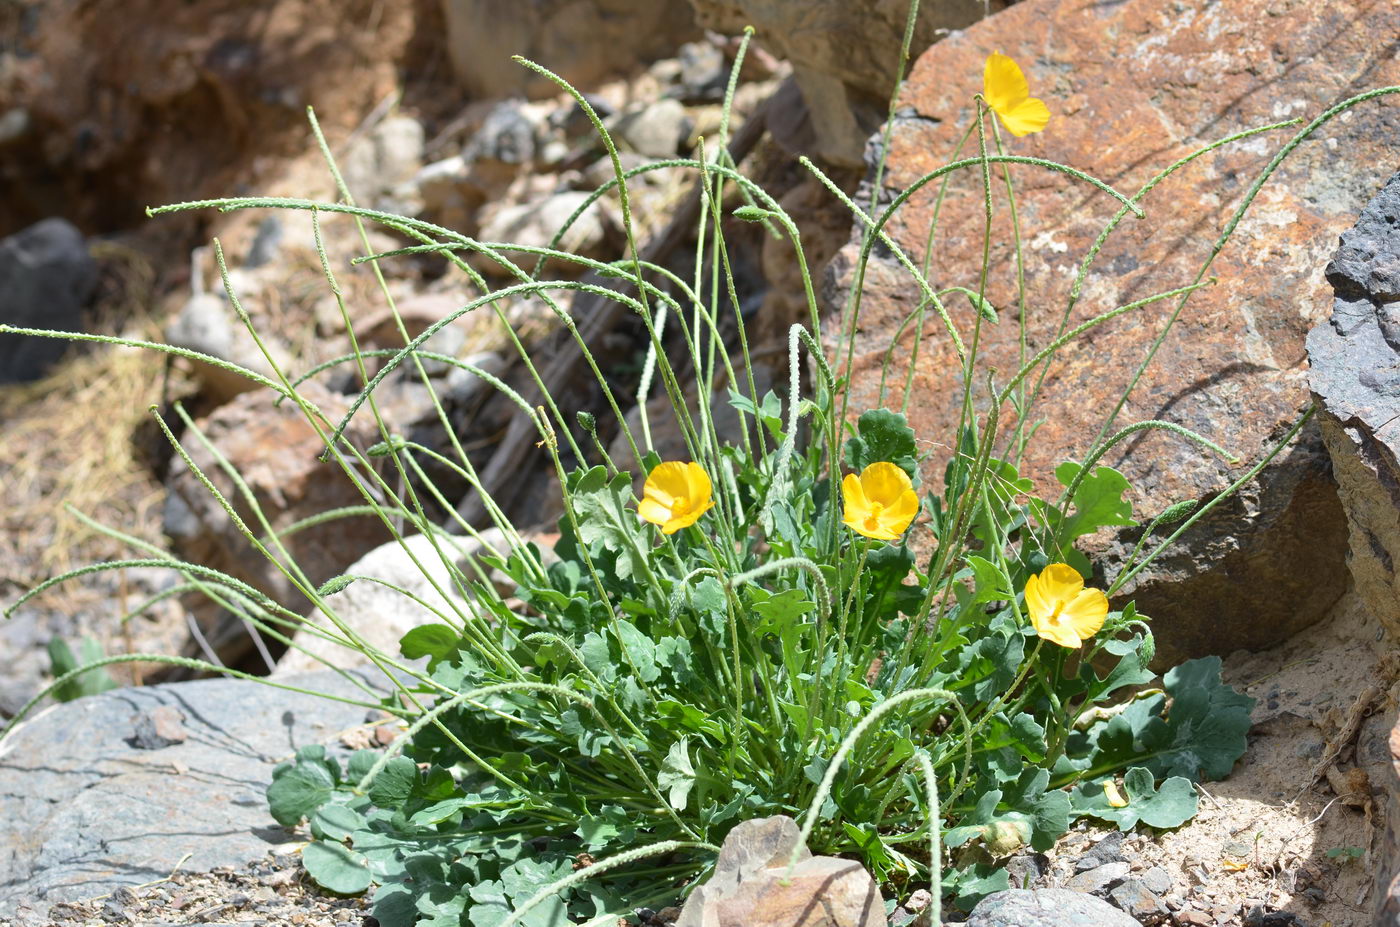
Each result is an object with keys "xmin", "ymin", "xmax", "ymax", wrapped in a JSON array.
[
  {"xmin": 1024, "ymin": 563, "xmax": 1108, "ymax": 649},
  {"xmin": 638, "ymin": 461, "xmax": 714, "ymax": 534},
  {"xmin": 983, "ymin": 51, "xmax": 1050, "ymax": 137},
  {"xmin": 841, "ymin": 462, "xmax": 919, "ymax": 541}
]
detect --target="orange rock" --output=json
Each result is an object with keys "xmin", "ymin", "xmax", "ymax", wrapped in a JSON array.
[{"xmin": 828, "ymin": 0, "xmax": 1400, "ymax": 664}]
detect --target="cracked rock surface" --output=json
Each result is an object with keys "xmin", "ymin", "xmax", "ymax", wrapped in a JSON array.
[
  {"xmin": 0, "ymin": 670, "xmax": 387, "ymax": 918},
  {"xmin": 1307, "ymin": 168, "xmax": 1400, "ymax": 926}
]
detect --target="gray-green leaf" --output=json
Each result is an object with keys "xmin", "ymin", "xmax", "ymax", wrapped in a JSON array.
[
  {"xmin": 657, "ymin": 737, "xmax": 696, "ymax": 811},
  {"xmin": 303, "ymin": 839, "xmax": 373, "ymax": 895}
]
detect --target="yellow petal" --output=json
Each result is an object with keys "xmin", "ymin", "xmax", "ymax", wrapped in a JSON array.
[
  {"xmin": 842, "ymin": 473, "xmax": 872, "ymax": 527},
  {"xmin": 682, "ymin": 462, "xmax": 713, "ymax": 508},
  {"xmin": 881, "ymin": 488, "xmax": 920, "ymax": 536},
  {"xmin": 1037, "ymin": 563, "xmax": 1086, "ymax": 605},
  {"xmin": 1024, "ymin": 571, "xmax": 1053, "ymax": 625},
  {"xmin": 860, "ymin": 521, "xmax": 902, "ymax": 541},
  {"xmin": 662, "ymin": 505, "xmax": 705, "ymax": 534},
  {"xmin": 1061, "ymin": 587, "xmax": 1108, "ymax": 641},
  {"xmin": 983, "ymin": 51, "xmax": 1030, "ymax": 113},
  {"xmin": 638, "ymin": 497, "xmax": 674, "ymax": 526},
  {"xmin": 1103, "ymin": 780, "xmax": 1129, "ymax": 808},
  {"xmin": 859, "ymin": 461, "xmax": 913, "ymax": 507},
  {"xmin": 1034, "ymin": 617, "xmax": 1084, "ymax": 650},
  {"xmin": 643, "ymin": 461, "xmax": 688, "ymax": 506},
  {"xmin": 997, "ymin": 96, "xmax": 1050, "ymax": 137}
]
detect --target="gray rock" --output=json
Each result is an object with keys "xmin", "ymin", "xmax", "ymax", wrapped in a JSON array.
[
  {"xmin": 164, "ymin": 289, "xmax": 287, "ymax": 404},
  {"xmin": 685, "ymin": 0, "xmax": 1011, "ymax": 164},
  {"xmin": 614, "ymin": 99, "xmax": 692, "ymax": 159},
  {"xmin": 675, "ymin": 40, "xmax": 727, "ymax": 102},
  {"xmin": 271, "ymin": 530, "xmax": 502, "ymax": 677},
  {"xmin": 1075, "ymin": 831, "xmax": 1125, "ymax": 871},
  {"xmin": 244, "ymin": 216, "xmax": 285, "ymax": 270},
  {"xmin": 342, "ymin": 114, "xmax": 426, "ymax": 207},
  {"xmin": 440, "ymin": 0, "xmax": 699, "ymax": 100},
  {"xmin": 552, "ymin": 94, "xmax": 617, "ymax": 138},
  {"xmin": 414, "ymin": 154, "xmax": 470, "ymax": 208},
  {"xmin": 413, "ymin": 101, "xmax": 548, "ymax": 231},
  {"xmin": 465, "ymin": 99, "xmax": 537, "ymax": 167},
  {"xmin": 1309, "ymin": 169, "xmax": 1400, "ymax": 645},
  {"xmin": 969, "ymin": 889, "xmax": 1142, "ymax": 927},
  {"xmin": 1004, "ymin": 852, "xmax": 1048, "ymax": 889},
  {"xmin": 581, "ymin": 151, "xmax": 651, "ymax": 191},
  {"xmin": 0, "ymin": 670, "xmax": 388, "ymax": 917},
  {"xmin": 442, "ymin": 351, "xmax": 509, "ymax": 406},
  {"xmin": 0, "ymin": 218, "xmax": 96, "ymax": 383},
  {"xmin": 476, "ymin": 190, "xmax": 616, "ymax": 274},
  {"xmin": 0, "ymin": 107, "xmax": 29, "ymax": 145},
  {"xmin": 1065, "ymin": 861, "xmax": 1130, "ymax": 896},
  {"xmin": 1307, "ymin": 171, "xmax": 1400, "ymax": 926},
  {"xmin": 1108, "ymin": 879, "xmax": 1167, "ymax": 920},
  {"xmin": 1139, "ymin": 865, "xmax": 1172, "ymax": 896}
]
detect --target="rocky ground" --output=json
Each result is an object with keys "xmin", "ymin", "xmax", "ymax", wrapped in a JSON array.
[
  {"xmin": 5, "ymin": 0, "xmax": 1400, "ymax": 923},
  {"xmin": 21, "ymin": 859, "xmax": 373, "ymax": 927},
  {"xmin": 0, "ymin": 26, "xmax": 798, "ymax": 717}
]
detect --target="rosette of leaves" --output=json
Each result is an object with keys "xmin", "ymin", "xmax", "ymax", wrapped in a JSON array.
[{"xmin": 268, "ymin": 410, "xmax": 1254, "ymax": 924}]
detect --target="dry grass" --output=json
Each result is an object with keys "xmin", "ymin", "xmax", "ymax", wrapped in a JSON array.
[{"xmin": 0, "ymin": 243, "xmax": 174, "ymax": 644}]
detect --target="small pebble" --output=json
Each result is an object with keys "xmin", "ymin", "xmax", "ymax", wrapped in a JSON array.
[
  {"xmin": 1075, "ymin": 831, "xmax": 1126, "ymax": 870},
  {"xmin": 1066, "ymin": 860, "xmax": 1130, "ymax": 895},
  {"xmin": 1108, "ymin": 878, "xmax": 1167, "ymax": 920},
  {"xmin": 1004, "ymin": 852, "xmax": 1048, "ymax": 889},
  {"xmin": 131, "ymin": 705, "xmax": 189, "ymax": 749},
  {"xmin": 1139, "ymin": 865, "xmax": 1172, "ymax": 895},
  {"xmin": 889, "ymin": 907, "xmax": 916, "ymax": 927}
]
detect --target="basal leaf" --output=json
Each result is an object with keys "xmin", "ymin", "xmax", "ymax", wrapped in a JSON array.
[
  {"xmin": 570, "ymin": 467, "xmax": 649, "ymax": 580},
  {"xmin": 1070, "ymin": 766, "xmax": 1197, "ymax": 831},
  {"xmin": 1054, "ymin": 462, "xmax": 1137, "ymax": 542},
  {"xmin": 346, "ymin": 749, "xmax": 379, "ymax": 783},
  {"xmin": 267, "ymin": 747, "xmax": 340, "ymax": 827},
  {"xmin": 399, "ymin": 624, "xmax": 461, "ymax": 664},
  {"xmin": 658, "ymin": 737, "xmax": 697, "ymax": 811},
  {"xmin": 311, "ymin": 803, "xmax": 367, "ymax": 841},
  {"xmin": 654, "ymin": 636, "xmax": 696, "ymax": 685},
  {"xmin": 579, "ymin": 631, "xmax": 618, "ymax": 685},
  {"xmin": 614, "ymin": 619, "xmax": 659, "ymax": 683},
  {"xmin": 500, "ymin": 857, "xmax": 571, "ymax": 926},
  {"xmin": 967, "ymin": 555, "xmax": 1013, "ymax": 604},
  {"xmin": 370, "ymin": 886, "xmax": 419, "ymax": 927},
  {"xmin": 946, "ymin": 861, "xmax": 1011, "ymax": 910},
  {"xmin": 367, "ymin": 755, "xmax": 418, "ymax": 809},
  {"xmin": 303, "ymin": 839, "xmax": 373, "ymax": 895},
  {"xmin": 47, "ymin": 636, "xmax": 118, "ymax": 701},
  {"xmin": 1157, "ymin": 656, "xmax": 1256, "ymax": 781},
  {"xmin": 844, "ymin": 409, "xmax": 919, "ymax": 481}
]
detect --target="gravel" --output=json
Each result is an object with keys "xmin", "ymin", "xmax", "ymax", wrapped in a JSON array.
[{"xmin": 3, "ymin": 854, "xmax": 374, "ymax": 927}]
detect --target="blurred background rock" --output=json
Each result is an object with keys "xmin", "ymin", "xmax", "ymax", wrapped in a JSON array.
[{"xmin": 0, "ymin": 0, "xmax": 1017, "ymax": 708}]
